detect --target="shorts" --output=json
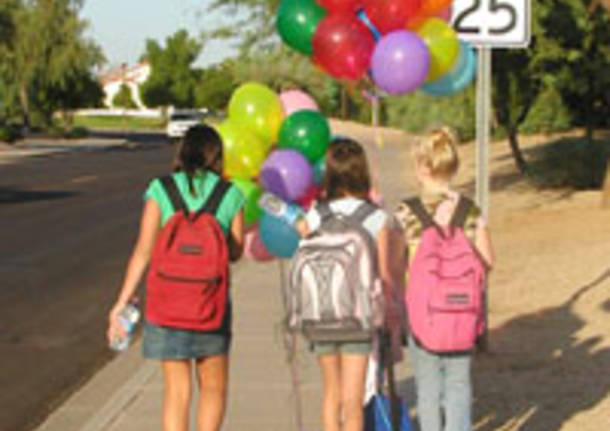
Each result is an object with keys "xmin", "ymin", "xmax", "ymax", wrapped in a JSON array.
[
  {"xmin": 142, "ymin": 322, "xmax": 231, "ymax": 360},
  {"xmin": 313, "ymin": 340, "xmax": 373, "ymax": 356}
]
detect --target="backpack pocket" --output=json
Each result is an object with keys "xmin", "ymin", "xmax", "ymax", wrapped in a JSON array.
[{"xmin": 155, "ymin": 277, "xmax": 222, "ymax": 325}]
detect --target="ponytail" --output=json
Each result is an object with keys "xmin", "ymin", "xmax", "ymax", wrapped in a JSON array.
[{"xmin": 173, "ymin": 125, "xmax": 223, "ymax": 195}]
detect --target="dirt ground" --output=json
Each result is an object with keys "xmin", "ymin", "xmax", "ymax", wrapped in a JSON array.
[{"xmin": 331, "ymin": 120, "xmax": 610, "ymax": 431}]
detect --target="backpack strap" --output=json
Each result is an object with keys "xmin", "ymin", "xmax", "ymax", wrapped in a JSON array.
[
  {"xmin": 316, "ymin": 201, "xmax": 333, "ymax": 222},
  {"xmin": 403, "ymin": 197, "xmax": 446, "ymax": 239},
  {"xmin": 449, "ymin": 195, "xmax": 474, "ymax": 228},
  {"xmin": 159, "ymin": 175, "xmax": 188, "ymax": 217},
  {"xmin": 194, "ymin": 178, "xmax": 231, "ymax": 218},
  {"xmin": 349, "ymin": 201, "xmax": 378, "ymax": 225}
]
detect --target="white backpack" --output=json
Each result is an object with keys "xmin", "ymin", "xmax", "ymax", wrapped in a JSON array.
[{"xmin": 285, "ymin": 202, "xmax": 384, "ymax": 343}]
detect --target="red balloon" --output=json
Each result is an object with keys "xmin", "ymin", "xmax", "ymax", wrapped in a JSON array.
[
  {"xmin": 316, "ymin": 0, "xmax": 363, "ymax": 13},
  {"xmin": 296, "ymin": 185, "xmax": 321, "ymax": 210},
  {"xmin": 313, "ymin": 14, "xmax": 376, "ymax": 81},
  {"xmin": 363, "ymin": 0, "xmax": 422, "ymax": 34}
]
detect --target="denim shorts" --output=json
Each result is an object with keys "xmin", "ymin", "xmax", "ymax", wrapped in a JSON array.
[
  {"xmin": 142, "ymin": 322, "xmax": 231, "ymax": 360},
  {"xmin": 313, "ymin": 340, "xmax": 372, "ymax": 356}
]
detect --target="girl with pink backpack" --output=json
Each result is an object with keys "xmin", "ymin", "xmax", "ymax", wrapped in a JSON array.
[{"xmin": 395, "ymin": 128, "xmax": 494, "ymax": 431}]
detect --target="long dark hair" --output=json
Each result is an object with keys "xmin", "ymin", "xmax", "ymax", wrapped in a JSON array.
[
  {"xmin": 323, "ymin": 137, "xmax": 371, "ymax": 201},
  {"xmin": 173, "ymin": 124, "xmax": 223, "ymax": 195}
]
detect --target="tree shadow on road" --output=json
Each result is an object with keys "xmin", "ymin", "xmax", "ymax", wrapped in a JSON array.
[
  {"xmin": 396, "ymin": 269, "xmax": 610, "ymax": 431},
  {"xmin": 474, "ymin": 268, "xmax": 610, "ymax": 430},
  {"xmin": 0, "ymin": 186, "xmax": 77, "ymax": 204}
]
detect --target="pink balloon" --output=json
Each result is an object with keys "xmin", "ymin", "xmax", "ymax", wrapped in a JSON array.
[
  {"xmin": 244, "ymin": 225, "xmax": 275, "ymax": 262},
  {"xmin": 280, "ymin": 90, "xmax": 320, "ymax": 116}
]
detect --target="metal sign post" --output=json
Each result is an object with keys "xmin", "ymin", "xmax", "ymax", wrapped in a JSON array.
[
  {"xmin": 451, "ymin": 0, "xmax": 531, "ymax": 349},
  {"xmin": 475, "ymin": 47, "xmax": 492, "ymax": 219}
]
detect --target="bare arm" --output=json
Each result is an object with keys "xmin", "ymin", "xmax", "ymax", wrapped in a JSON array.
[
  {"xmin": 107, "ymin": 200, "xmax": 161, "ymax": 341},
  {"xmin": 228, "ymin": 210, "xmax": 245, "ymax": 262},
  {"xmin": 475, "ymin": 223, "xmax": 494, "ymax": 271}
]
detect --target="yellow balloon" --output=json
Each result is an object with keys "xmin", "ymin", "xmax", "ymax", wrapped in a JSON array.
[
  {"xmin": 216, "ymin": 119, "xmax": 267, "ymax": 180},
  {"xmin": 228, "ymin": 82, "xmax": 284, "ymax": 147},
  {"xmin": 416, "ymin": 18, "xmax": 460, "ymax": 82}
]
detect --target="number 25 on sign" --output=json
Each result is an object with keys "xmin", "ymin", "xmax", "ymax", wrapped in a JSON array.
[{"xmin": 451, "ymin": 0, "xmax": 531, "ymax": 48}]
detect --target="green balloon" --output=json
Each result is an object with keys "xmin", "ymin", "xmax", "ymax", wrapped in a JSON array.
[
  {"xmin": 277, "ymin": 0, "xmax": 326, "ymax": 56},
  {"xmin": 231, "ymin": 179, "xmax": 263, "ymax": 226},
  {"xmin": 278, "ymin": 110, "xmax": 331, "ymax": 163}
]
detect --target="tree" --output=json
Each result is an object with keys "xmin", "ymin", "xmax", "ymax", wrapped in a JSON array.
[
  {"xmin": 194, "ymin": 63, "xmax": 236, "ymax": 110},
  {"xmin": 2, "ymin": 0, "xmax": 104, "ymax": 127},
  {"xmin": 112, "ymin": 83, "xmax": 137, "ymax": 109},
  {"xmin": 140, "ymin": 30, "xmax": 203, "ymax": 108}
]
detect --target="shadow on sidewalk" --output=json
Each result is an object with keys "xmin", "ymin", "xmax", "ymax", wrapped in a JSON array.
[
  {"xmin": 0, "ymin": 186, "xmax": 77, "ymax": 204},
  {"xmin": 396, "ymin": 269, "xmax": 610, "ymax": 431}
]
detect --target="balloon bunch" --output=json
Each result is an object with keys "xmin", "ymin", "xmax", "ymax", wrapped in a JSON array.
[
  {"xmin": 277, "ymin": 0, "xmax": 476, "ymax": 97},
  {"xmin": 217, "ymin": 84, "xmax": 328, "ymax": 261}
]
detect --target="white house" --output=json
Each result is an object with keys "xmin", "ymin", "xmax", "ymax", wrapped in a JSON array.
[{"xmin": 100, "ymin": 62, "xmax": 151, "ymax": 109}]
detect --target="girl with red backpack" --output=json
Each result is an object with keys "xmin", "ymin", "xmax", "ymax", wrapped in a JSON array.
[
  {"xmin": 395, "ymin": 128, "xmax": 494, "ymax": 431},
  {"xmin": 106, "ymin": 125, "xmax": 245, "ymax": 431}
]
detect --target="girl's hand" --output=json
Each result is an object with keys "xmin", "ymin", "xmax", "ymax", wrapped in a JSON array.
[{"xmin": 106, "ymin": 302, "xmax": 127, "ymax": 345}]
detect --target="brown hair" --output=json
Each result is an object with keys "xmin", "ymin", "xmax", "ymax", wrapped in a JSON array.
[
  {"xmin": 414, "ymin": 127, "xmax": 459, "ymax": 180},
  {"xmin": 323, "ymin": 137, "xmax": 371, "ymax": 201},
  {"xmin": 173, "ymin": 124, "xmax": 223, "ymax": 195}
]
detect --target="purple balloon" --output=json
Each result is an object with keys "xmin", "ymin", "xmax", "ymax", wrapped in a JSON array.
[
  {"xmin": 371, "ymin": 31, "xmax": 430, "ymax": 95},
  {"xmin": 261, "ymin": 149, "xmax": 313, "ymax": 202}
]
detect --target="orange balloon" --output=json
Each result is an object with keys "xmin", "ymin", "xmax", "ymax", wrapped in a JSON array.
[{"xmin": 420, "ymin": 0, "xmax": 452, "ymax": 16}]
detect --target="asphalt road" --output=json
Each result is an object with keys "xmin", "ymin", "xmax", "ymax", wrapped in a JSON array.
[{"xmin": 0, "ymin": 131, "xmax": 174, "ymax": 431}]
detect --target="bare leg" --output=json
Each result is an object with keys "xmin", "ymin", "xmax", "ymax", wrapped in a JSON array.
[
  {"xmin": 162, "ymin": 360, "xmax": 192, "ymax": 431},
  {"xmin": 319, "ymin": 354, "xmax": 342, "ymax": 431},
  {"xmin": 340, "ymin": 354, "xmax": 368, "ymax": 431},
  {"xmin": 195, "ymin": 355, "xmax": 229, "ymax": 431}
]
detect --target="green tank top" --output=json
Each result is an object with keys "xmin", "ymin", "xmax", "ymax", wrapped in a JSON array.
[{"xmin": 144, "ymin": 171, "xmax": 245, "ymax": 233}]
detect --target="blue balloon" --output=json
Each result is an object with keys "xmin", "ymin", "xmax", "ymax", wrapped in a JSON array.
[
  {"xmin": 259, "ymin": 213, "xmax": 300, "ymax": 258},
  {"xmin": 313, "ymin": 155, "xmax": 326, "ymax": 185},
  {"xmin": 421, "ymin": 41, "xmax": 477, "ymax": 97}
]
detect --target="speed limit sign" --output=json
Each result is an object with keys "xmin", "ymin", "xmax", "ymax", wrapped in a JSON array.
[{"xmin": 451, "ymin": 0, "xmax": 531, "ymax": 48}]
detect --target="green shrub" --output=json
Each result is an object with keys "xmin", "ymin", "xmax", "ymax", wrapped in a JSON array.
[
  {"xmin": 528, "ymin": 137, "xmax": 610, "ymax": 189},
  {"xmin": 384, "ymin": 87, "xmax": 476, "ymax": 142},
  {"xmin": 521, "ymin": 85, "xmax": 573, "ymax": 135},
  {"xmin": 0, "ymin": 124, "xmax": 22, "ymax": 143}
]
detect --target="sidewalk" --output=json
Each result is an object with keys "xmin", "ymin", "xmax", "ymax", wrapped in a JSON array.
[{"xmin": 36, "ymin": 258, "xmax": 414, "ymax": 431}]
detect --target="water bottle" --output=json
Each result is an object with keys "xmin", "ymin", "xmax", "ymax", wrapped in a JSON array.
[
  {"xmin": 259, "ymin": 192, "xmax": 304, "ymax": 226},
  {"xmin": 109, "ymin": 302, "xmax": 141, "ymax": 352}
]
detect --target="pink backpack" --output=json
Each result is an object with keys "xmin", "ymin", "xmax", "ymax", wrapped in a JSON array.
[{"xmin": 404, "ymin": 196, "xmax": 485, "ymax": 353}]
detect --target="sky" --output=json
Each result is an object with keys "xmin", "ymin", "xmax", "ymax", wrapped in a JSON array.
[{"xmin": 81, "ymin": 0, "xmax": 237, "ymax": 71}]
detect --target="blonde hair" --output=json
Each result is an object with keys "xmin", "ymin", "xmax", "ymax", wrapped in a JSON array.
[{"xmin": 414, "ymin": 127, "xmax": 459, "ymax": 180}]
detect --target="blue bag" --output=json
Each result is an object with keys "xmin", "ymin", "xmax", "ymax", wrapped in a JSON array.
[{"xmin": 364, "ymin": 330, "xmax": 413, "ymax": 431}]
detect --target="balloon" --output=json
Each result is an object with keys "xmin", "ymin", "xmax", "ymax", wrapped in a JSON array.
[
  {"xmin": 277, "ymin": 0, "xmax": 327, "ymax": 56},
  {"xmin": 296, "ymin": 184, "xmax": 321, "ymax": 210},
  {"xmin": 363, "ymin": 0, "xmax": 422, "ymax": 34},
  {"xmin": 228, "ymin": 82, "xmax": 284, "ymax": 146},
  {"xmin": 217, "ymin": 119, "xmax": 267, "ymax": 179},
  {"xmin": 259, "ymin": 213, "xmax": 300, "ymax": 258},
  {"xmin": 313, "ymin": 155, "xmax": 326, "ymax": 185},
  {"xmin": 278, "ymin": 110, "xmax": 331, "ymax": 162},
  {"xmin": 260, "ymin": 149, "xmax": 313, "ymax": 202},
  {"xmin": 371, "ymin": 31, "xmax": 430, "ymax": 95},
  {"xmin": 312, "ymin": 14, "xmax": 376, "ymax": 81},
  {"xmin": 231, "ymin": 179, "xmax": 263, "ymax": 226},
  {"xmin": 316, "ymin": 0, "xmax": 363, "ymax": 13},
  {"xmin": 420, "ymin": 0, "xmax": 453, "ymax": 16},
  {"xmin": 244, "ymin": 225, "xmax": 275, "ymax": 262},
  {"xmin": 407, "ymin": 4, "xmax": 452, "ymax": 29},
  {"xmin": 280, "ymin": 90, "xmax": 320, "ymax": 116},
  {"xmin": 422, "ymin": 41, "xmax": 477, "ymax": 96},
  {"xmin": 416, "ymin": 18, "xmax": 460, "ymax": 82}
]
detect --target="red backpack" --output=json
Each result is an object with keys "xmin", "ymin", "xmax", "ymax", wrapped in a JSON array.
[{"xmin": 146, "ymin": 175, "xmax": 231, "ymax": 331}]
